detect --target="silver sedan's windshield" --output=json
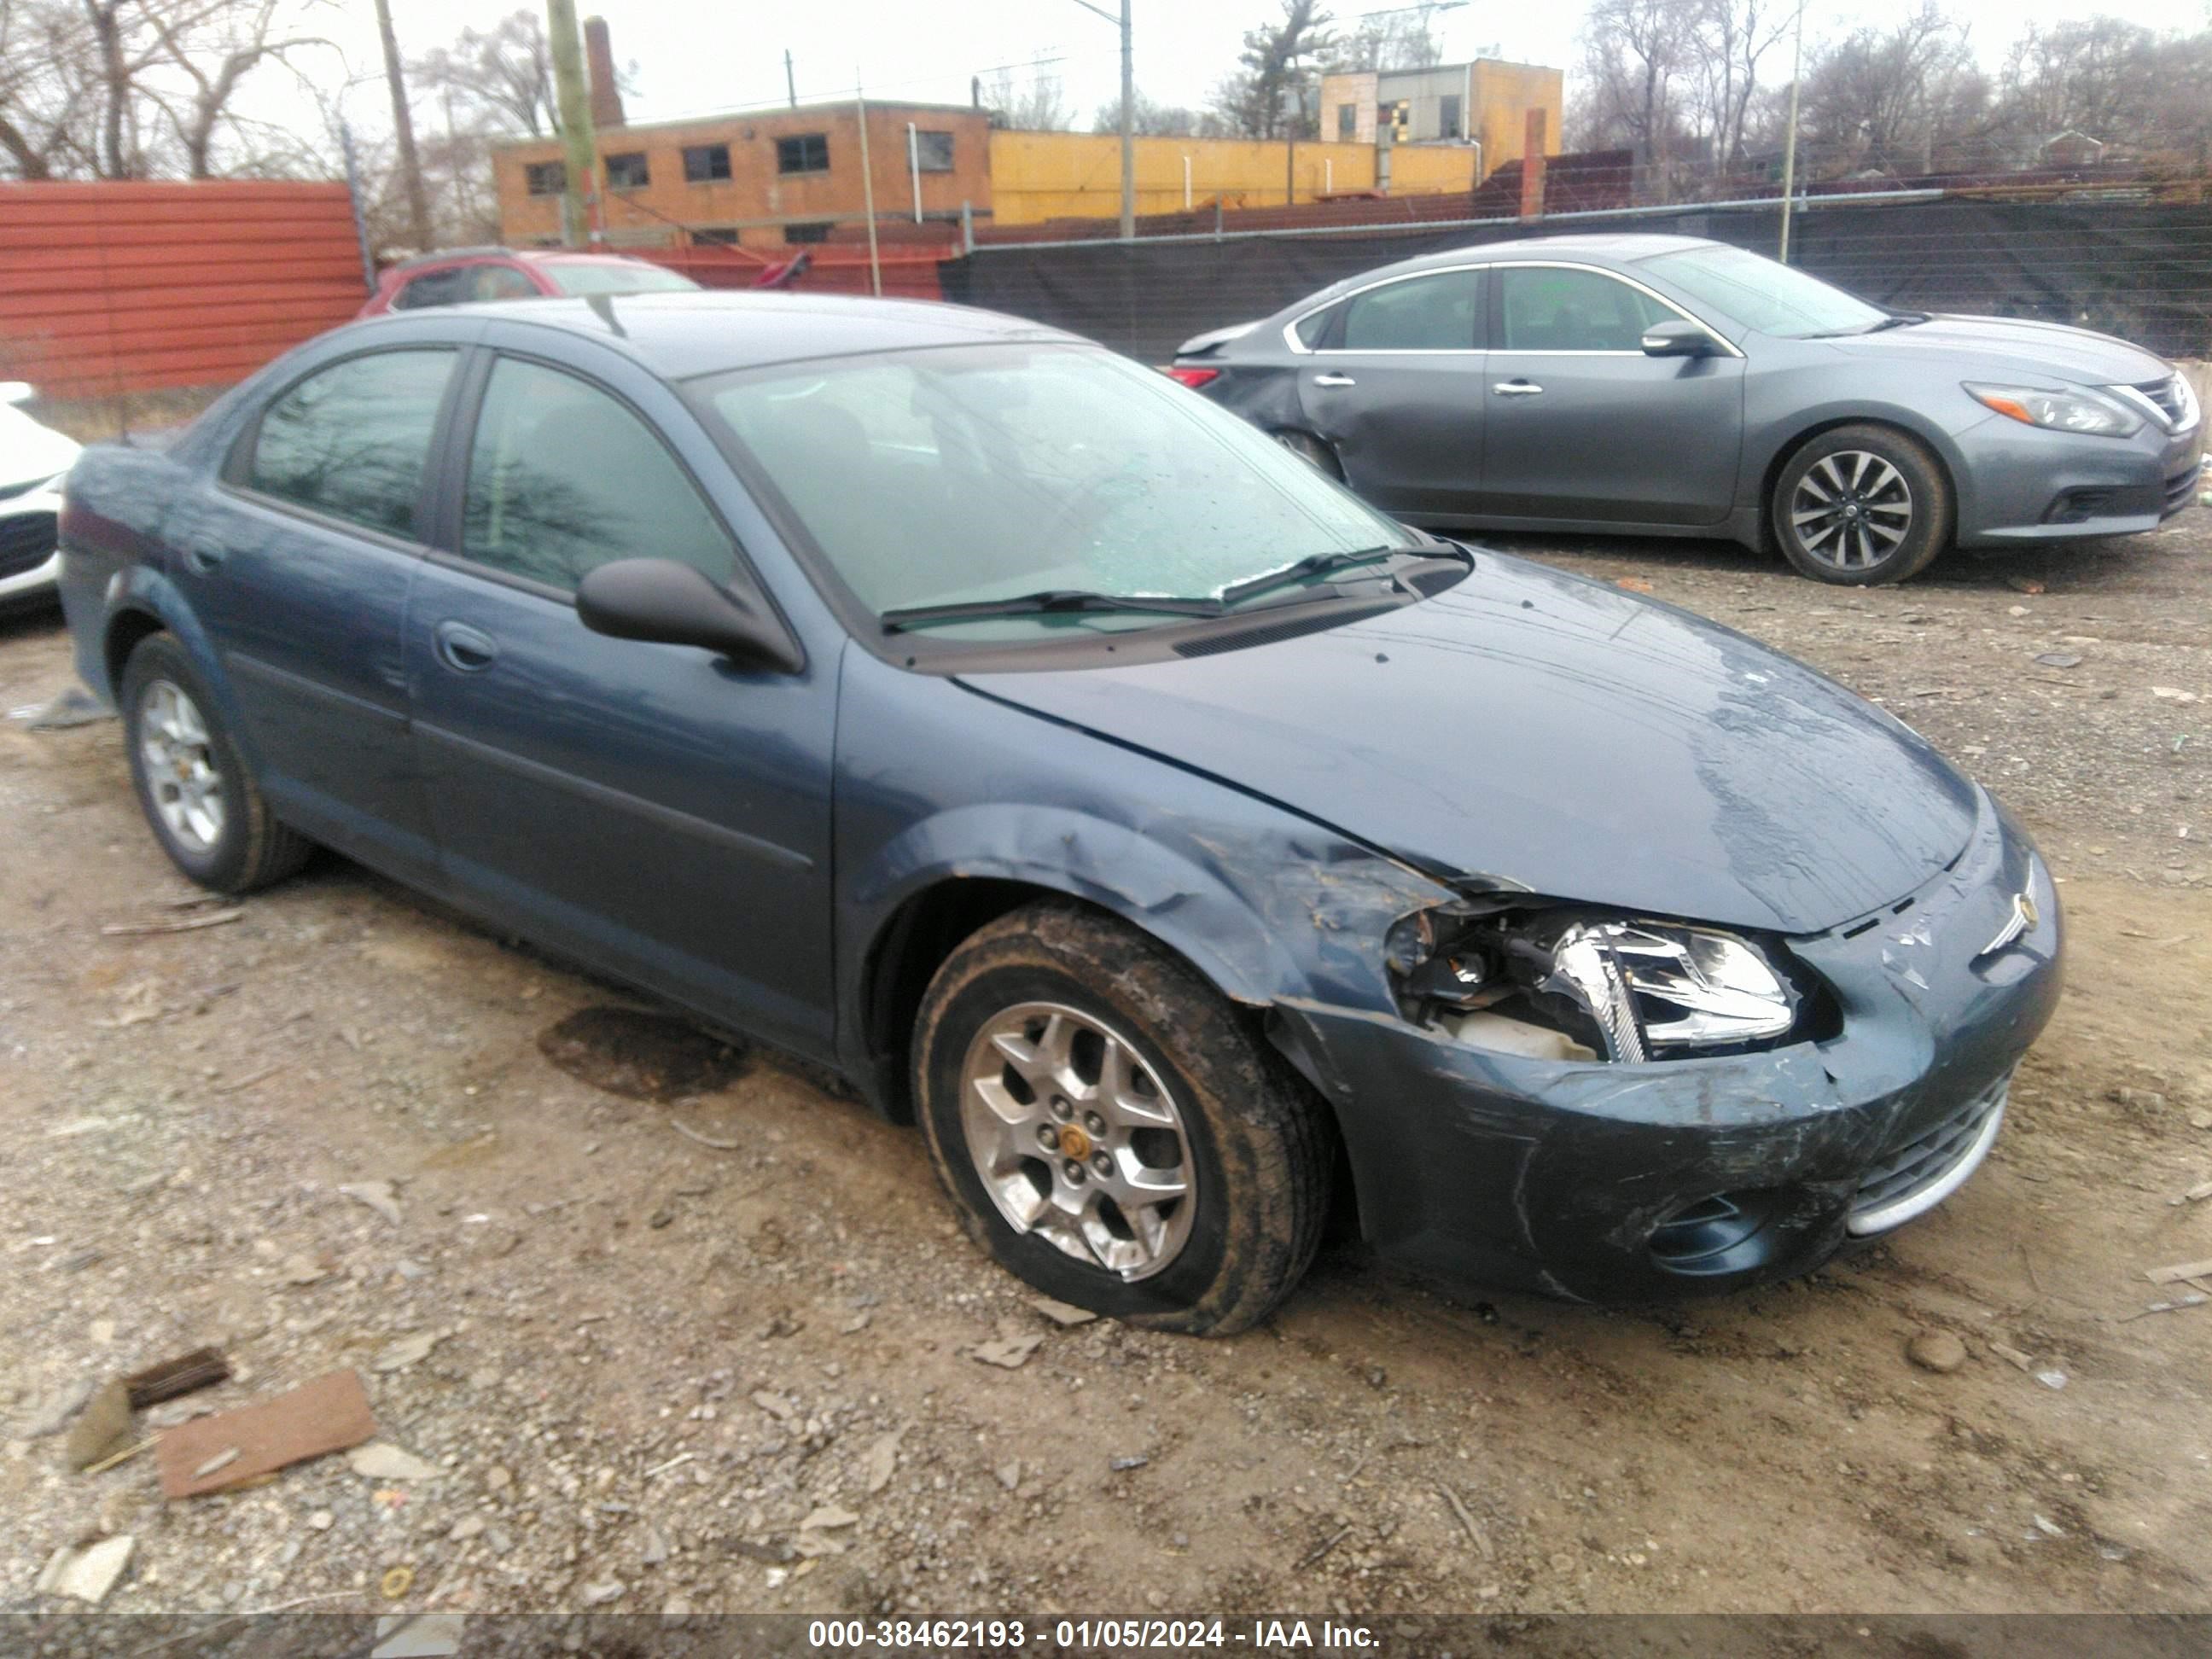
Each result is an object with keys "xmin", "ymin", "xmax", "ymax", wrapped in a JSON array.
[
  {"xmin": 1640, "ymin": 244, "xmax": 1889, "ymax": 339},
  {"xmin": 701, "ymin": 343, "xmax": 1416, "ymax": 637}
]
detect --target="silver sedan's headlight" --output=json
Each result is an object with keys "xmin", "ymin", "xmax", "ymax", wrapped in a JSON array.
[
  {"xmin": 1965, "ymin": 381, "xmax": 2142, "ymax": 439},
  {"xmin": 1388, "ymin": 907, "xmax": 1804, "ymax": 1062}
]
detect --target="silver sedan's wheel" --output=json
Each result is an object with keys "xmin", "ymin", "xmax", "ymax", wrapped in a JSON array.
[
  {"xmin": 136, "ymin": 678, "xmax": 226, "ymax": 853},
  {"xmin": 958, "ymin": 1001, "xmax": 1196, "ymax": 1280},
  {"xmin": 1788, "ymin": 451, "xmax": 1914, "ymax": 573}
]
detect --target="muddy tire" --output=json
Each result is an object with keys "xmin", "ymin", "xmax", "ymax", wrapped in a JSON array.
[
  {"xmin": 1772, "ymin": 423, "xmax": 1951, "ymax": 585},
  {"xmin": 119, "ymin": 633, "xmax": 312, "ymax": 894},
  {"xmin": 1273, "ymin": 428, "xmax": 1344, "ymax": 480},
  {"xmin": 913, "ymin": 902, "xmax": 1332, "ymax": 1336}
]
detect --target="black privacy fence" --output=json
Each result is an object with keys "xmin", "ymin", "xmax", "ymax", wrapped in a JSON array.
[{"xmin": 941, "ymin": 198, "xmax": 2212, "ymax": 366}]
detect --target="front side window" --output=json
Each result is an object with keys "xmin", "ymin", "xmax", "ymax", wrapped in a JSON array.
[
  {"xmin": 245, "ymin": 350, "xmax": 454, "ymax": 539},
  {"xmin": 462, "ymin": 357, "xmax": 735, "ymax": 592},
  {"xmin": 1639, "ymin": 243, "xmax": 1885, "ymax": 338},
  {"xmin": 605, "ymin": 151, "xmax": 649, "ymax": 190},
  {"xmin": 1339, "ymin": 270, "xmax": 1481, "ymax": 351},
  {"xmin": 914, "ymin": 131, "xmax": 955, "ymax": 172},
  {"xmin": 1497, "ymin": 266, "xmax": 1674, "ymax": 352},
  {"xmin": 524, "ymin": 160, "xmax": 566, "ymax": 196},
  {"xmin": 702, "ymin": 344, "xmax": 1413, "ymax": 640},
  {"xmin": 683, "ymin": 143, "xmax": 731, "ymax": 183},
  {"xmin": 777, "ymin": 133, "xmax": 830, "ymax": 174},
  {"xmin": 464, "ymin": 265, "xmax": 538, "ymax": 303}
]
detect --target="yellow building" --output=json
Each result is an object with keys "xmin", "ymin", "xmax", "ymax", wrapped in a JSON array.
[
  {"xmin": 1317, "ymin": 58, "xmax": 1562, "ymax": 184},
  {"xmin": 987, "ymin": 132, "xmax": 1479, "ymax": 225}
]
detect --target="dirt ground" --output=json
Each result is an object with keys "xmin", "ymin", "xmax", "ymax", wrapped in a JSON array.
[{"xmin": 3, "ymin": 512, "xmax": 2209, "ymax": 1623}]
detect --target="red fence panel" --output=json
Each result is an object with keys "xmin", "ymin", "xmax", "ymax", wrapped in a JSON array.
[
  {"xmin": 638, "ymin": 242, "xmax": 946, "ymax": 302},
  {"xmin": 0, "ymin": 181, "xmax": 368, "ymax": 399}
]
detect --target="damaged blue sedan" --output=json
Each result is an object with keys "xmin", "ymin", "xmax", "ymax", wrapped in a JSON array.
[{"xmin": 57, "ymin": 292, "xmax": 2062, "ymax": 1332}]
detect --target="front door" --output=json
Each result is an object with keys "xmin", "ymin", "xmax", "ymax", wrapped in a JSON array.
[
  {"xmin": 1298, "ymin": 266, "xmax": 1487, "ymax": 520},
  {"xmin": 405, "ymin": 346, "xmax": 837, "ymax": 1057},
  {"xmin": 173, "ymin": 344, "xmax": 460, "ymax": 885},
  {"xmin": 1478, "ymin": 264, "xmax": 1745, "ymax": 527}
]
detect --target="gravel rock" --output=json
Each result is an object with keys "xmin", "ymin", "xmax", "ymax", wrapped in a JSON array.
[{"xmin": 1907, "ymin": 1330, "xmax": 1969, "ymax": 1373}]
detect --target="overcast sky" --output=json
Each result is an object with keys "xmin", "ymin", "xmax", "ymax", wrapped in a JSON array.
[{"xmin": 322, "ymin": 0, "xmax": 2204, "ymax": 142}]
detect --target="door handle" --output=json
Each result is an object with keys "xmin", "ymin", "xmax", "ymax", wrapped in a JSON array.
[
  {"xmin": 1493, "ymin": 381, "xmax": 1544, "ymax": 396},
  {"xmin": 434, "ymin": 620, "xmax": 499, "ymax": 672},
  {"xmin": 181, "ymin": 538, "xmax": 226, "ymax": 574},
  {"xmin": 1312, "ymin": 372, "xmax": 1357, "ymax": 387}
]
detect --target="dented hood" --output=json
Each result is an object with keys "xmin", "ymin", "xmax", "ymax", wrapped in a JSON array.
[{"xmin": 958, "ymin": 553, "xmax": 1981, "ymax": 934}]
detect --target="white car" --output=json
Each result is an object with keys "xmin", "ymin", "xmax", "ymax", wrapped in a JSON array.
[{"xmin": 1, "ymin": 381, "xmax": 80, "ymax": 606}]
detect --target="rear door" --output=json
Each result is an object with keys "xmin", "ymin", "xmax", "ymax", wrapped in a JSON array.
[
  {"xmin": 403, "ymin": 334, "xmax": 837, "ymax": 1057},
  {"xmin": 1477, "ymin": 263, "xmax": 1745, "ymax": 526},
  {"xmin": 1295, "ymin": 266, "xmax": 1487, "ymax": 519},
  {"xmin": 173, "ymin": 335, "xmax": 466, "ymax": 885}
]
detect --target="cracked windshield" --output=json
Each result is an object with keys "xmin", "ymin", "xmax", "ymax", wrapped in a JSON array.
[{"xmin": 705, "ymin": 343, "xmax": 1417, "ymax": 638}]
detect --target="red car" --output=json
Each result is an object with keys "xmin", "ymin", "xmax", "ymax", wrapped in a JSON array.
[{"xmin": 358, "ymin": 247, "xmax": 700, "ymax": 317}]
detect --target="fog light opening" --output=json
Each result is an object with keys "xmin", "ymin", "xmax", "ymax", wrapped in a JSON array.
[{"xmin": 1649, "ymin": 1192, "xmax": 1770, "ymax": 1274}]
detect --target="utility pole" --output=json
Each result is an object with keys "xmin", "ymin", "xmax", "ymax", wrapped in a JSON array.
[
  {"xmin": 1777, "ymin": 0, "xmax": 1804, "ymax": 262},
  {"xmin": 855, "ymin": 81, "xmax": 882, "ymax": 296},
  {"xmin": 546, "ymin": 0, "xmax": 599, "ymax": 247},
  {"xmin": 1066, "ymin": 0, "xmax": 1134, "ymax": 240},
  {"xmin": 785, "ymin": 49, "xmax": 797, "ymax": 108},
  {"xmin": 373, "ymin": 0, "xmax": 429, "ymax": 252}
]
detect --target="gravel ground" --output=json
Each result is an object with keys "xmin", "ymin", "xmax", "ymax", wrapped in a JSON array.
[{"xmin": 3, "ymin": 509, "xmax": 2209, "ymax": 1625}]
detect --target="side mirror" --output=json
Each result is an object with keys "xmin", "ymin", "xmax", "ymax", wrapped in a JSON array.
[
  {"xmin": 1640, "ymin": 319, "xmax": 1720, "ymax": 358},
  {"xmin": 0, "ymin": 380, "xmax": 34, "ymax": 405},
  {"xmin": 576, "ymin": 558, "xmax": 802, "ymax": 672}
]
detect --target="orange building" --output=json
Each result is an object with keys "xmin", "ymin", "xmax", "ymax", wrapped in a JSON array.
[{"xmin": 492, "ymin": 99, "xmax": 994, "ymax": 252}]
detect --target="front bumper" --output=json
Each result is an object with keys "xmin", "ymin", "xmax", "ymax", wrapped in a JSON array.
[
  {"xmin": 0, "ymin": 489, "xmax": 62, "ymax": 602},
  {"xmin": 1278, "ymin": 791, "xmax": 2063, "ymax": 1303},
  {"xmin": 1955, "ymin": 410, "xmax": 2201, "ymax": 544}
]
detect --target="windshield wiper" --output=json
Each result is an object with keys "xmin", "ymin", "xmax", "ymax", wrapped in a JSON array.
[
  {"xmin": 1865, "ymin": 311, "xmax": 1931, "ymax": 332},
  {"xmin": 881, "ymin": 589, "xmax": 1224, "ymax": 634},
  {"xmin": 1217, "ymin": 545, "xmax": 1407, "ymax": 607}
]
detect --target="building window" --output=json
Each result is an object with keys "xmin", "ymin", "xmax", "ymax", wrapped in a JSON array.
[
  {"xmin": 604, "ymin": 151, "xmax": 649, "ymax": 190},
  {"xmin": 784, "ymin": 221, "xmax": 833, "ymax": 244},
  {"xmin": 913, "ymin": 130, "xmax": 954, "ymax": 172},
  {"xmin": 777, "ymin": 133, "xmax": 830, "ymax": 174},
  {"xmin": 1336, "ymin": 102, "xmax": 1357, "ymax": 140},
  {"xmin": 682, "ymin": 143, "xmax": 731, "ymax": 183},
  {"xmin": 1438, "ymin": 94, "xmax": 1462, "ymax": 140},
  {"xmin": 524, "ymin": 160, "xmax": 566, "ymax": 196},
  {"xmin": 690, "ymin": 228, "xmax": 740, "ymax": 246}
]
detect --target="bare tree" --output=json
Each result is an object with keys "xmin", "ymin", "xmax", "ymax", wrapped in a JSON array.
[
  {"xmin": 1573, "ymin": 0, "xmax": 1698, "ymax": 173},
  {"xmin": 1212, "ymin": 0, "xmax": 1335, "ymax": 139},
  {"xmin": 1686, "ymin": 0, "xmax": 1793, "ymax": 172},
  {"xmin": 1329, "ymin": 1, "xmax": 1444, "ymax": 73},
  {"xmin": 137, "ymin": 0, "xmax": 332, "ymax": 177},
  {"xmin": 372, "ymin": 0, "xmax": 428, "ymax": 249},
  {"xmin": 1797, "ymin": 0, "xmax": 1984, "ymax": 177},
  {"xmin": 985, "ymin": 66, "xmax": 1073, "ymax": 131},
  {"xmin": 0, "ymin": 0, "xmax": 100, "ymax": 177},
  {"xmin": 410, "ymin": 9, "xmax": 554, "ymax": 137},
  {"xmin": 1091, "ymin": 87, "xmax": 1223, "ymax": 137}
]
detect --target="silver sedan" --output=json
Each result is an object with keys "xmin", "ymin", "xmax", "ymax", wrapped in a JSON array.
[{"xmin": 1170, "ymin": 233, "xmax": 2202, "ymax": 585}]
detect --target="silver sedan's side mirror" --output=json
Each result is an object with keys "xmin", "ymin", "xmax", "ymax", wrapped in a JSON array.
[{"xmin": 1640, "ymin": 320, "xmax": 1720, "ymax": 358}]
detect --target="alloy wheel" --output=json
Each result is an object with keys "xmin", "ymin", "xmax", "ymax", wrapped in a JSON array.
[
  {"xmin": 1790, "ymin": 451, "xmax": 1915, "ymax": 573},
  {"xmin": 137, "ymin": 678, "xmax": 226, "ymax": 853},
  {"xmin": 958, "ymin": 1001, "xmax": 1196, "ymax": 1281}
]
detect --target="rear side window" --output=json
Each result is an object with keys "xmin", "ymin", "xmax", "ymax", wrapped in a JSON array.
[
  {"xmin": 393, "ymin": 268, "xmax": 469, "ymax": 311},
  {"xmin": 244, "ymin": 350, "xmax": 454, "ymax": 538},
  {"xmin": 1339, "ymin": 270, "xmax": 1481, "ymax": 351},
  {"xmin": 1498, "ymin": 266, "xmax": 1674, "ymax": 352},
  {"xmin": 460, "ymin": 357, "xmax": 736, "ymax": 591},
  {"xmin": 465, "ymin": 265, "xmax": 538, "ymax": 302}
]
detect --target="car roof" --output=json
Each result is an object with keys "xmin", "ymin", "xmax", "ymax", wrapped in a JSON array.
[
  {"xmin": 1400, "ymin": 232, "xmax": 1719, "ymax": 271},
  {"xmin": 387, "ymin": 245, "xmax": 656, "ymax": 274},
  {"xmin": 347, "ymin": 289, "xmax": 1083, "ymax": 381}
]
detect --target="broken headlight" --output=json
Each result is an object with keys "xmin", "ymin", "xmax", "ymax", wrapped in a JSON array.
[{"xmin": 1388, "ymin": 908, "xmax": 1804, "ymax": 1062}]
